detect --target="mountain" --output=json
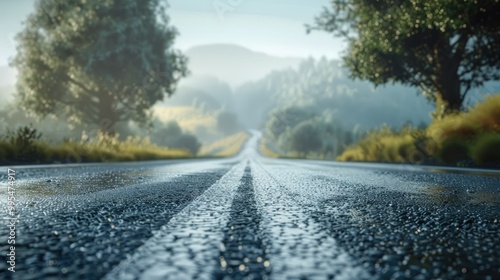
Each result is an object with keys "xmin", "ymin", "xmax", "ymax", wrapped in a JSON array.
[{"xmin": 185, "ymin": 44, "xmax": 302, "ymax": 88}]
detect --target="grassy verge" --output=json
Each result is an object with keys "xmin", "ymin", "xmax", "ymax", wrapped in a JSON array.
[
  {"xmin": 259, "ymin": 138, "xmax": 281, "ymax": 158},
  {"xmin": 337, "ymin": 94, "xmax": 500, "ymax": 167},
  {"xmin": 0, "ymin": 128, "xmax": 192, "ymax": 165},
  {"xmin": 198, "ymin": 132, "xmax": 249, "ymax": 157}
]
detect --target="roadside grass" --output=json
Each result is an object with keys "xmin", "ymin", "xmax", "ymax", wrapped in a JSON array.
[
  {"xmin": 337, "ymin": 94, "xmax": 500, "ymax": 166},
  {"xmin": 336, "ymin": 124, "xmax": 420, "ymax": 163},
  {"xmin": 198, "ymin": 131, "xmax": 249, "ymax": 157},
  {"xmin": 259, "ymin": 138, "xmax": 281, "ymax": 158},
  {"xmin": 259, "ymin": 134, "xmax": 342, "ymax": 160},
  {"xmin": 0, "ymin": 128, "xmax": 192, "ymax": 165}
]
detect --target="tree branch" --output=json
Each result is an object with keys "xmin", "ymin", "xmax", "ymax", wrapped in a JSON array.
[{"xmin": 66, "ymin": 76, "xmax": 96, "ymax": 96}]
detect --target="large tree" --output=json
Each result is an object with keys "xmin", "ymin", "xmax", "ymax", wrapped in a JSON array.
[
  {"xmin": 12, "ymin": 0, "xmax": 188, "ymax": 133},
  {"xmin": 310, "ymin": 0, "xmax": 500, "ymax": 116}
]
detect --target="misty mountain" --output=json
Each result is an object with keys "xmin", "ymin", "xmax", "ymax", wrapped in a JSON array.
[
  {"xmin": 185, "ymin": 44, "xmax": 302, "ymax": 88},
  {"xmin": 171, "ymin": 75, "xmax": 233, "ymax": 109}
]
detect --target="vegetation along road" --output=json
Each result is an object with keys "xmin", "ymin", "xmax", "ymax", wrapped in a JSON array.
[{"xmin": 1, "ymin": 133, "xmax": 499, "ymax": 279}]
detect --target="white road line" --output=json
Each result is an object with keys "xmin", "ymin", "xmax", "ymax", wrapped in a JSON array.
[
  {"xmin": 251, "ymin": 159, "xmax": 370, "ymax": 280},
  {"xmin": 105, "ymin": 160, "xmax": 248, "ymax": 280}
]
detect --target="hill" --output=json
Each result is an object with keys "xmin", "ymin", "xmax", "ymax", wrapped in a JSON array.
[{"xmin": 185, "ymin": 44, "xmax": 301, "ymax": 88}]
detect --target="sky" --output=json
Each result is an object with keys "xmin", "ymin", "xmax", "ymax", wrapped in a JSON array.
[{"xmin": 0, "ymin": 0, "xmax": 345, "ymax": 67}]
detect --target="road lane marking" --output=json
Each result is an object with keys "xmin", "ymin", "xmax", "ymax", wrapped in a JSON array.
[
  {"xmin": 214, "ymin": 166, "xmax": 271, "ymax": 278},
  {"xmin": 105, "ymin": 160, "xmax": 248, "ymax": 280},
  {"xmin": 251, "ymin": 159, "xmax": 370, "ymax": 279}
]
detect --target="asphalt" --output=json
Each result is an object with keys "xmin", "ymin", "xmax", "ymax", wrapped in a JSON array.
[{"xmin": 0, "ymin": 133, "xmax": 499, "ymax": 279}]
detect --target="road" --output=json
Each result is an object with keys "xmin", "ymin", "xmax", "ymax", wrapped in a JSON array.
[{"xmin": 0, "ymin": 133, "xmax": 499, "ymax": 280}]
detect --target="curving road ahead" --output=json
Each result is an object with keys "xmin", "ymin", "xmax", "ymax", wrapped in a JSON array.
[{"xmin": 1, "ymin": 133, "xmax": 499, "ymax": 279}]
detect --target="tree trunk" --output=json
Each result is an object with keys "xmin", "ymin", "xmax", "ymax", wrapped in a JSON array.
[
  {"xmin": 98, "ymin": 92, "xmax": 118, "ymax": 135},
  {"xmin": 439, "ymin": 71, "xmax": 462, "ymax": 113},
  {"xmin": 432, "ymin": 58, "xmax": 463, "ymax": 118},
  {"xmin": 433, "ymin": 34, "xmax": 463, "ymax": 117}
]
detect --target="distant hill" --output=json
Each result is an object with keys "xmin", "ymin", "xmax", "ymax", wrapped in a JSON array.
[
  {"xmin": 185, "ymin": 44, "xmax": 302, "ymax": 88},
  {"xmin": 173, "ymin": 75, "xmax": 233, "ymax": 109}
]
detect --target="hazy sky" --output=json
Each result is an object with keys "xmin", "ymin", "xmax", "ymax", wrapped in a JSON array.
[{"xmin": 0, "ymin": 0, "xmax": 344, "ymax": 66}]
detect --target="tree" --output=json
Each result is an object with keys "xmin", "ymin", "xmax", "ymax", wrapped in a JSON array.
[
  {"xmin": 171, "ymin": 134, "xmax": 201, "ymax": 156},
  {"xmin": 150, "ymin": 120, "xmax": 201, "ymax": 155},
  {"xmin": 265, "ymin": 106, "xmax": 311, "ymax": 140},
  {"xmin": 288, "ymin": 120, "xmax": 323, "ymax": 156},
  {"xmin": 310, "ymin": 0, "xmax": 500, "ymax": 115},
  {"xmin": 12, "ymin": 0, "xmax": 188, "ymax": 134}
]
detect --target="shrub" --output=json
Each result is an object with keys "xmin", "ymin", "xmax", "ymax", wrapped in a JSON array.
[
  {"xmin": 427, "ymin": 114, "xmax": 479, "ymax": 144},
  {"xmin": 171, "ymin": 134, "xmax": 201, "ymax": 156},
  {"xmin": 5, "ymin": 125, "xmax": 43, "ymax": 162},
  {"xmin": 435, "ymin": 137, "xmax": 469, "ymax": 164},
  {"xmin": 337, "ymin": 124, "xmax": 421, "ymax": 163},
  {"xmin": 0, "ymin": 129, "xmax": 192, "ymax": 165},
  {"xmin": 427, "ymin": 94, "xmax": 500, "ymax": 144},
  {"xmin": 288, "ymin": 120, "xmax": 323, "ymax": 156},
  {"xmin": 467, "ymin": 94, "xmax": 500, "ymax": 132},
  {"xmin": 470, "ymin": 133, "xmax": 500, "ymax": 164}
]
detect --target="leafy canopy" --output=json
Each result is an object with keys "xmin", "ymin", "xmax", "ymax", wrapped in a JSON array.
[
  {"xmin": 12, "ymin": 0, "xmax": 188, "ymax": 132},
  {"xmin": 310, "ymin": 0, "xmax": 500, "ymax": 114}
]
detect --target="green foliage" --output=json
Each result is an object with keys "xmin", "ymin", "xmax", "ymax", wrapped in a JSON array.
[
  {"xmin": 287, "ymin": 120, "xmax": 324, "ymax": 156},
  {"xmin": 435, "ymin": 137, "xmax": 469, "ymax": 164},
  {"xmin": 339, "ymin": 94, "xmax": 500, "ymax": 166},
  {"xmin": 265, "ymin": 106, "xmax": 311, "ymax": 141},
  {"xmin": 170, "ymin": 134, "xmax": 201, "ymax": 156},
  {"xmin": 337, "ymin": 124, "xmax": 420, "ymax": 163},
  {"xmin": 263, "ymin": 106, "xmax": 360, "ymax": 159},
  {"xmin": 149, "ymin": 120, "xmax": 202, "ymax": 155},
  {"xmin": 470, "ymin": 133, "xmax": 500, "ymax": 164},
  {"xmin": 239, "ymin": 57, "xmax": 432, "ymax": 133},
  {"xmin": 6, "ymin": 125, "xmax": 42, "ymax": 149},
  {"xmin": 311, "ymin": 0, "xmax": 500, "ymax": 113},
  {"xmin": 427, "ymin": 94, "xmax": 500, "ymax": 143},
  {"xmin": 0, "ymin": 131, "xmax": 191, "ymax": 165},
  {"xmin": 2, "ymin": 125, "xmax": 43, "ymax": 163},
  {"xmin": 12, "ymin": 0, "xmax": 188, "ymax": 132}
]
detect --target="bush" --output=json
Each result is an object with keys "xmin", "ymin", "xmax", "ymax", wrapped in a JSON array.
[
  {"xmin": 470, "ymin": 133, "xmax": 500, "ymax": 164},
  {"xmin": 427, "ymin": 114, "xmax": 479, "ymax": 144},
  {"xmin": 338, "ymin": 94, "xmax": 500, "ymax": 166},
  {"xmin": 467, "ymin": 95, "xmax": 500, "ymax": 132},
  {"xmin": 0, "ymin": 129, "xmax": 193, "ymax": 165},
  {"xmin": 427, "ymin": 94, "xmax": 500, "ymax": 144},
  {"xmin": 171, "ymin": 134, "xmax": 201, "ymax": 156},
  {"xmin": 337, "ymin": 124, "xmax": 420, "ymax": 163},
  {"xmin": 5, "ymin": 125, "xmax": 43, "ymax": 162},
  {"xmin": 288, "ymin": 120, "xmax": 323, "ymax": 156},
  {"xmin": 435, "ymin": 137, "xmax": 469, "ymax": 164},
  {"xmin": 149, "ymin": 120, "xmax": 202, "ymax": 155}
]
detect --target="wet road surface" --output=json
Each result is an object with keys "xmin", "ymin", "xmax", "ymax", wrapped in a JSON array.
[{"xmin": 0, "ymin": 134, "xmax": 499, "ymax": 279}]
